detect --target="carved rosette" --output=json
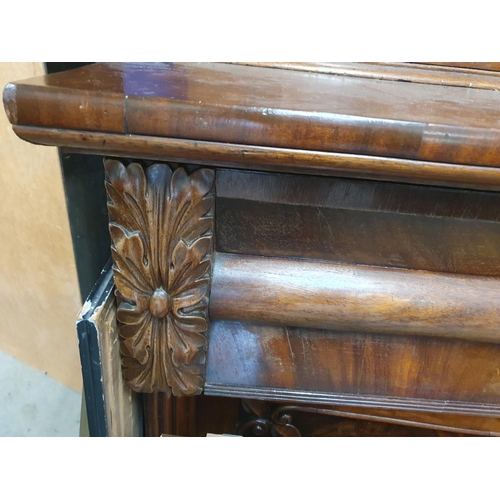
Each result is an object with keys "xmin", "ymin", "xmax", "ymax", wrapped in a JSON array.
[{"xmin": 104, "ymin": 159, "xmax": 215, "ymax": 396}]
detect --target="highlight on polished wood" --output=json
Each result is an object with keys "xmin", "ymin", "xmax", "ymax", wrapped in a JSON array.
[
  {"xmin": 234, "ymin": 62, "xmax": 500, "ymax": 90},
  {"xmin": 5, "ymin": 62, "xmax": 500, "ymax": 437},
  {"xmin": 205, "ymin": 321, "xmax": 500, "ymax": 414},
  {"xmin": 210, "ymin": 253, "xmax": 500, "ymax": 344},
  {"xmin": 4, "ymin": 62, "xmax": 500, "ymax": 169},
  {"xmin": 12, "ymin": 125, "xmax": 500, "ymax": 192},
  {"xmin": 104, "ymin": 159, "xmax": 215, "ymax": 396}
]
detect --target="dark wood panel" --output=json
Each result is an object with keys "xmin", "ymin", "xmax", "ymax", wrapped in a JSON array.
[
  {"xmin": 14, "ymin": 126, "xmax": 500, "ymax": 191},
  {"xmin": 217, "ymin": 169, "xmax": 500, "ymax": 220},
  {"xmin": 146, "ymin": 393, "xmax": 500, "ymax": 437},
  {"xmin": 144, "ymin": 393, "xmax": 240, "ymax": 437},
  {"xmin": 216, "ymin": 170, "xmax": 500, "ymax": 276},
  {"xmin": 144, "ymin": 392, "xmax": 173, "ymax": 437},
  {"xmin": 194, "ymin": 396, "xmax": 241, "ymax": 437},
  {"xmin": 216, "ymin": 199, "xmax": 500, "ymax": 275},
  {"xmin": 205, "ymin": 321, "xmax": 500, "ymax": 409},
  {"xmin": 5, "ymin": 62, "xmax": 500, "ymax": 168},
  {"xmin": 144, "ymin": 392, "xmax": 197, "ymax": 437},
  {"xmin": 315, "ymin": 405, "xmax": 500, "ymax": 435},
  {"xmin": 284, "ymin": 412, "xmax": 469, "ymax": 437},
  {"xmin": 237, "ymin": 399, "xmax": 500, "ymax": 436}
]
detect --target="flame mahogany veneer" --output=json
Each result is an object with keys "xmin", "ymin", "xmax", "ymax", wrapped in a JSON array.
[{"xmin": 5, "ymin": 62, "xmax": 500, "ymax": 436}]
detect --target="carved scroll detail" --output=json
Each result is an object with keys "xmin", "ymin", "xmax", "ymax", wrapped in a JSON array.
[
  {"xmin": 236, "ymin": 400, "xmax": 302, "ymax": 437},
  {"xmin": 104, "ymin": 159, "xmax": 215, "ymax": 396}
]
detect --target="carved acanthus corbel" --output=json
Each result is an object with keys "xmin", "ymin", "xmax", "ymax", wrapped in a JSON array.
[{"xmin": 104, "ymin": 159, "xmax": 214, "ymax": 396}]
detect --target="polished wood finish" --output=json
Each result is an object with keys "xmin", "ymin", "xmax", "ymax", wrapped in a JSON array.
[
  {"xmin": 421, "ymin": 62, "xmax": 500, "ymax": 72},
  {"xmin": 5, "ymin": 62, "xmax": 500, "ymax": 436},
  {"xmin": 288, "ymin": 414, "xmax": 466, "ymax": 437},
  {"xmin": 205, "ymin": 321, "xmax": 500, "ymax": 413},
  {"xmin": 210, "ymin": 253, "xmax": 500, "ymax": 344},
  {"xmin": 146, "ymin": 392, "xmax": 500, "ymax": 437},
  {"xmin": 144, "ymin": 392, "xmax": 197, "ymax": 437},
  {"xmin": 14, "ymin": 126, "xmax": 500, "ymax": 192},
  {"xmin": 236, "ymin": 62, "xmax": 500, "ymax": 90},
  {"xmin": 144, "ymin": 393, "xmax": 241, "ymax": 437},
  {"xmin": 216, "ymin": 169, "xmax": 500, "ymax": 275},
  {"xmin": 236, "ymin": 399, "xmax": 500, "ymax": 436},
  {"xmin": 308, "ymin": 405, "xmax": 500, "ymax": 436},
  {"xmin": 5, "ymin": 62, "xmax": 500, "ymax": 168},
  {"xmin": 105, "ymin": 159, "xmax": 214, "ymax": 395}
]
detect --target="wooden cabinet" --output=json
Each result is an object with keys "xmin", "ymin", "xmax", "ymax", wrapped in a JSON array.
[{"xmin": 5, "ymin": 62, "xmax": 500, "ymax": 436}]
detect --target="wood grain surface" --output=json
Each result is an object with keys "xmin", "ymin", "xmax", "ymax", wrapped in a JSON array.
[
  {"xmin": 210, "ymin": 253, "xmax": 500, "ymax": 343},
  {"xmin": 143, "ymin": 391, "xmax": 196, "ymax": 437},
  {"xmin": 6, "ymin": 62, "xmax": 500, "ymax": 434},
  {"xmin": 216, "ymin": 169, "xmax": 500, "ymax": 275},
  {"xmin": 237, "ymin": 399, "xmax": 500, "ymax": 436},
  {"xmin": 265, "ymin": 407, "xmax": 493, "ymax": 437},
  {"xmin": 4, "ymin": 62, "xmax": 500, "ymax": 168},
  {"xmin": 235, "ymin": 62, "xmax": 500, "ymax": 90},
  {"xmin": 303, "ymin": 405, "xmax": 500, "ymax": 435},
  {"xmin": 14, "ymin": 126, "xmax": 500, "ymax": 192},
  {"xmin": 205, "ymin": 321, "xmax": 500, "ymax": 412}
]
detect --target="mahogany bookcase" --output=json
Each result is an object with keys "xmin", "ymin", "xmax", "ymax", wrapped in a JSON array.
[{"xmin": 5, "ymin": 62, "xmax": 500, "ymax": 436}]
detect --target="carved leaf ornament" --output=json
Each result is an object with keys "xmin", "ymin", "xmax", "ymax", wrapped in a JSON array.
[{"xmin": 104, "ymin": 159, "xmax": 215, "ymax": 396}]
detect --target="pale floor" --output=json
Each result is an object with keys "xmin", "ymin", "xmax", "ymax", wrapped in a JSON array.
[{"xmin": 0, "ymin": 349, "xmax": 81, "ymax": 436}]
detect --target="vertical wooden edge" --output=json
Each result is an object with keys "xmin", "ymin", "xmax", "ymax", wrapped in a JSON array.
[
  {"xmin": 77, "ymin": 259, "xmax": 145, "ymax": 437},
  {"xmin": 143, "ymin": 393, "xmax": 160, "ymax": 437},
  {"xmin": 2, "ymin": 83, "xmax": 18, "ymax": 124},
  {"xmin": 144, "ymin": 392, "xmax": 197, "ymax": 436},
  {"xmin": 174, "ymin": 397, "xmax": 198, "ymax": 436}
]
